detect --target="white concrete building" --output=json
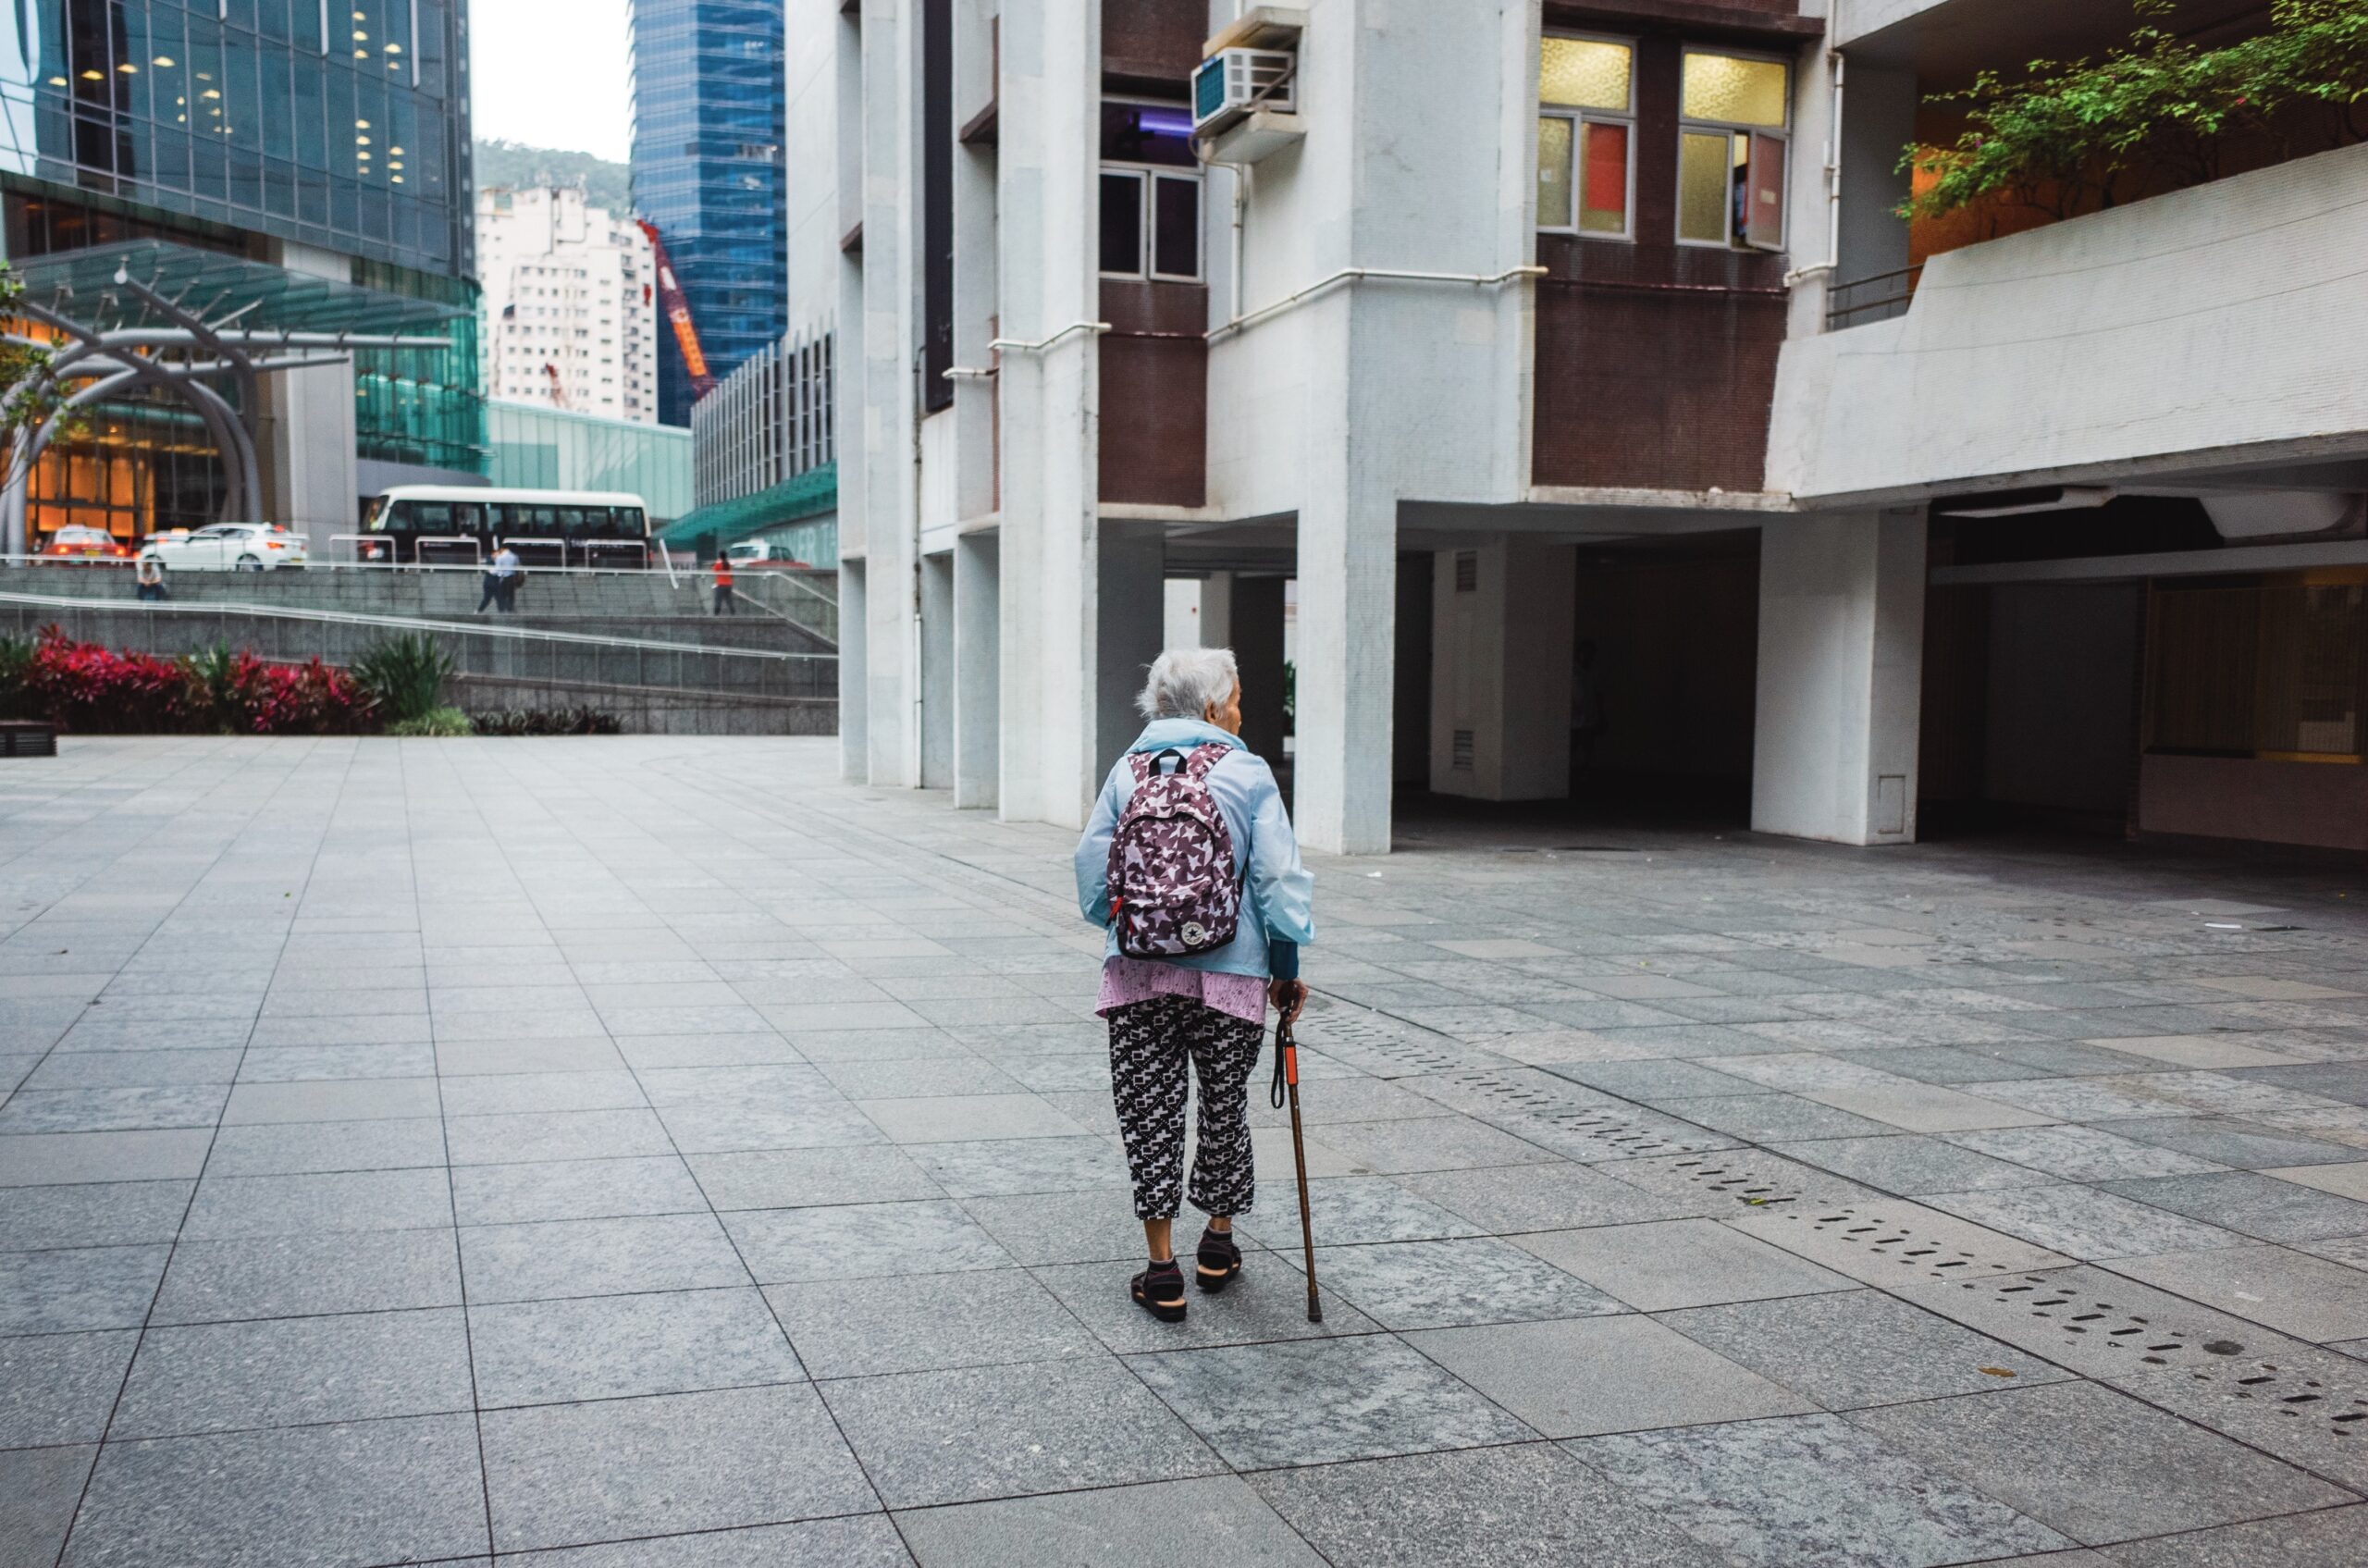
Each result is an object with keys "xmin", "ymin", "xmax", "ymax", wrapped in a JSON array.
[
  {"xmin": 799, "ymin": 0, "xmax": 2368, "ymax": 857},
  {"xmin": 476, "ymin": 186, "xmax": 662, "ymax": 424}
]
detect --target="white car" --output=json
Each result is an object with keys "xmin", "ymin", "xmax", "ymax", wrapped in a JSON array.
[{"xmin": 140, "ymin": 524, "xmax": 309, "ymax": 573}]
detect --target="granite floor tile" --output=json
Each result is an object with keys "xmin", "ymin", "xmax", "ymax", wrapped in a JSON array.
[
  {"xmin": 451, "ymin": 1154, "xmax": 707, "ymax": 1226},
  {"xmin": 1664, "ymin": 1289, "xmax": 2077, "ymax": 1409},
  {"xmin": 1851, "ymin": 1381, "xmax": 2350, "ymax": 1544},
  {"xmin": 1313, "ymin": 1236, "xmax": 1626, "ymax": 1329},
  {"xmin": 468, "ymin": 1287, "xmax": 802, "ymax": 1407},
  {"xmin": 443, "ymin": 1108, "xmax": 680, "ymax": 1167},
  {"xmin": 436, "ymin": 1070, "xmax": 650, "ymax": 1118},
  {"xmin": 180, "ymin": 1167, "xmax": 453, "ymax": 1240},
  {"xmin": 502, "ymin": 1514, "xmax": 914, "ymax": 1567},
  {"xmin": 111, "ymin": 1307, "xmax": 474, "ymax": 1438},
  {"xmin": 0, "ymin": 1444, "xmax": 95, "ymax": 1568},
  {"xmin": 821, "ymin": 1354, "xmax": 1220, "ymax": 1509},
  {"xmin": 1029, "ymin": 1247, "xmax": 1384, "ymax": 1352},
  {"xmin": 1798, "ymin": 1081, "xmax": 2057, "ymax": 1134},
  {"xmin": 956, "ymin": 1186, "xmax": 1164, "ymax": 1265},
  {"xmin": 1416, "ymin": 1313, "xmax": 1815, "ymax": 1437},
  {"xmin": 64, "ymin": 1413, "xmax": 488, "ymax": 1566},
  {"xmin": 1771, "ymin": 1134, "xmax": 2060, "ymax": 1194},
  {"xmin": 0, "ymin": 1086, "xmax": 228, "ymax": 1134},
  {"xmin": 725, "ymin": 1198, "xmax": 1011, "ymax": 1283},
  {"xmin": 2109, "ymin": 1245, "xmax": 2368, "ymax": 1341},
  {"xmin": 1314, "ymin": 1116, "xmax": 1560, "ymax": 1174},
  {"xmin": 896, "ymin": 1475, "xmax": 1323, "ymax": 1568},
  {"xmin": 1233, "ymin": 1177, "xmax": 1484, "ymax": 1248},
  {"xmin": 231, "ymin": 1043, "xmax": 438, "ymax": 1082},
  {"xmin": 1125, "ymin": 1334, "xmax": 1534, "ymax": 1469},
  {"xmin": 1945, "ymin": 1124, "xmax": 2226, "ymax": 1182},
  {"xmin": 1659, "ymin": 1093, "xmax": 1899, "ymax": 1143},
  {"xmin": 2101, "ymin": 1170, "xmax": 2368, "ymax": 1243},
  {"xmin": 0, "ymin": 1130, "xmax": 215, "ymax": 1188},
  {"xmin": 1395, "ymin": 1162, "xmax": 1710, "ymax": 1231},
  {"xmin": 219, "ymin": 1078, "xmax": 439, "ymax": 1125},
  {"xmin": 654, "ymin": 1097, "xmax": 888, "ymax": 1154},
  {"xmin": 856, "ymin": 1093, "xmax": 1087, "ymax": 1143},
  {"xmin": 1512, "ymin": 1219, "xmax": 1857, "ymax": 1311},
  {"xmin": 1924, "ymin": 1184, "xmax": 2246, "ymax": 1260},
  {"xmin": 460, "ymin": 1213, "xmax": 750, "ymax": 1303},
  {"xmin": 153, "ymin": 1229, "xmax": 461, "ymax": 1324},
  {"xmin": 0, "ymin": 1182, "xmax": 191, "ymax": 1252},
  {"xmin": 479, "ymin": 1383, "xmax": 876, "ymax": 1553},
  {"xmin": 2105, "ymin": 1114, "xmax": 2364, "ymax": 1169},
  {"xmin": 1567, "ymin": 1412, "xmax": 2073, "ymax": 1567},
  {"xmin": 688, "ymin": 1145, "xmax": 944, "ymax": 1211},
  {"xmin": 2095, "ymin": 1506, "xmax": 2368, "ymax": 1567},
  {"xmin": 23, "ymin": 1050, "xmax": 242, "ymax": 1090},
  {"xmin": 1246, "ymin": 1444, "xmax": 1733, "ymax": 1568},
  {"xmin": 0, "ymin": 1329, "xmax": 137, "ymax": 1447},
  {"xmin": 2104, "ymin": 1342, "xmax": 2368, "ymax": 1491},
  {"xmin": 768, "ymin": 1267, "xmax": 1097, "ymax": 1377},
  {"xmin": 0, "ymin": 1245, "xmax": 168, "ymax": 1334},
  {"xmin": 202, "ymin": 1117, "xmax": 448, "ymax": 1177},
  {"xmin": 907, "ymin": 1136, "xmax": 1127, "ymax": 1197}
]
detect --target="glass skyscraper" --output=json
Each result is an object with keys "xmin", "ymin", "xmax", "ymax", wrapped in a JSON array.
[
  {"xmin": 0, "ymin": 0, "xmax": 482, "ymax": 537},
  {"xmin": 628, "ymin": 0, "xmax": 785, "ymax": 427}
]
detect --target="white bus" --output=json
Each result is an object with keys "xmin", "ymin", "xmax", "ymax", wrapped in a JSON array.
[{"xmin": 360, "ymin": 486, "xmax": 653, "ymax": 566}]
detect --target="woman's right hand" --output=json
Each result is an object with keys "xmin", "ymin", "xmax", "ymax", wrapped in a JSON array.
[{"xmin": 1269, "ymin": 978, "xmax": 1307, "ymax": 1024}]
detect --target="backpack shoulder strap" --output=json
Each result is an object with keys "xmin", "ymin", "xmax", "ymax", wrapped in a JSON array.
[{"xmin": 1182, "ymin": 742, "xmax": 1231, "ymax": 781}]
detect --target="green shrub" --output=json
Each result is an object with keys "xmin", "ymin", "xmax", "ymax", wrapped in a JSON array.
[
  {"xmin": 351, "ymin": 633, "xmax": 456, "ymax": 724},
  {"xmin": 464, "ymin": 706, "xmax": 623, "ymax": 736},
  {"xmin": 388, "ymin": 706, "xmax": 472, "ymax": 737}
]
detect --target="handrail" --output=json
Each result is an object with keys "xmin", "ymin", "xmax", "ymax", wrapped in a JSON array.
[
  {"xmin": 495, "ymin": 536, "xmax": 569, "ymax": 565},
  {"xmin": 1826, "ymin": 263, "xmax": 1924, "ymax": 329},
  {"xmin": 413, "ymin": 535, "xmax": 483, "ymax": 565},
  {"xmin": 0, "ymin": 589, "xmax": 834, "ymax": 662},
  {"xmin": 1208, "ymin": 265, "xmax": 1547, "ymax": 344}
]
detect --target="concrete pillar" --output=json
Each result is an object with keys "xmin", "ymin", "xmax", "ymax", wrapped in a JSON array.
[
  {"xmin": 857, "ymin": 0, "xmax": 920, "ymax": 787},
  {"xmin": 1094, "ymin": 519, "xmax": 1166, "ymax": 781},
  {"xmin": 1227, "ymin": 575, "xmax": 1288, "ymax": 766},
  {"xmin": 1294, "ymin": 492, "xmax": 1397, "ymax": 854},
  {"xmin": 919, "ymin": 551, "xmax": 955, "ymax": 789},
  {"xmin": 839, "ymin": 560, "xmax": 870, "ymax": 780},
  {"xmin": 953, "ymin": 532, "xmax": 999, "ymax": 809},
  {"xmin": 1751, "ymin": 508, "xmax": 1927, "ymax": 845},
  {"xmin": 1428, "ymin": 537, "xmax": 1576, "ymax": 801}
]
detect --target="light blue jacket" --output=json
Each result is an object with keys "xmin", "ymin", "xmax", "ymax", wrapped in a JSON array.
[{"xmin": 1075, "ymin": 718, "xmax": 1316, "ymax": 980}]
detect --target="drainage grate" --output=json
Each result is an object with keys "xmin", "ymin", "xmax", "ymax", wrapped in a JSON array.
[
  {"xmin": 1727, "ymin": 1201, "xmax": 2072, "ymax": 1288},
  {"xmin": 1301, "ymin": 1008, "xmax": 1491, "ymax": 1078},
  {"xmin": 1892, "ymin": 1264, "xmax": 2310, "ymax": 1383},
  {"xmin": 1414, "ymin": 1071, "xmax": 1737, "ymax": 1162},
  {"xmin": 2113, "ymin": 1350, "xmax": 2368, "ymax": 1490}
]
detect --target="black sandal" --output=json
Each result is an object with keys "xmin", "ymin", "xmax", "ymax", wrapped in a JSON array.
[
  {"xmin": 1131, "ymin": 1258, "xmax": 1187, "ymax": 1322},
  {"xmin": 1196, "ymin": 1227, "xmax": 1243, "ymax": 1293}
]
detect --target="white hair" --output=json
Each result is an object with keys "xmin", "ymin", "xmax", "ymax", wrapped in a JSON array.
[{"xmin": 1136, "ymin": 646, "xmax": 1240, "ymax": 721}]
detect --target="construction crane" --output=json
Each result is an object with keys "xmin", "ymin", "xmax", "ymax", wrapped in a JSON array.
[
  {"xmin": 542, "ymin": 361, "xmax": 570, "ymax": 410},
  {"xmin": 636, "ymin": 219, "xmax": 716, "ymax": 401}
]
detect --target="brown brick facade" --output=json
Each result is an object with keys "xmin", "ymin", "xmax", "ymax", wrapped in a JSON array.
[
  {"xmin": 1530, "ymin": 29, "xmax": 1794, "ymax": 491},
  {"xmin": 1098, "ymin": 279, "xmax": 1207, "ymax": 507},
  {"xmin": 1103, "ymin": 0, "xmax": 1204, "ymax": 87}
]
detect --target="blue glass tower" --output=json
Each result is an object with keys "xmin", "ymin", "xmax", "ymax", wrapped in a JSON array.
[
  {"xmin": 628, "ymin": 0, "xmax": 785, "ymax": 427},
  {"xmin": 629, "ymin": 0, "xmax": 785, "ymax": 430}
]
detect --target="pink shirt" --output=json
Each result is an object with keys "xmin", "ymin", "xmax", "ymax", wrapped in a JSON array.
[{"xmin": 1096, "ymin": 957, "xmax": 1269, "ymax": 1026}]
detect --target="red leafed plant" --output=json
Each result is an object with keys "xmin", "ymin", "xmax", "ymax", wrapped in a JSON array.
[{"xmin": 9, "ymin": 627, "xmax": 373, "ymax": 735}]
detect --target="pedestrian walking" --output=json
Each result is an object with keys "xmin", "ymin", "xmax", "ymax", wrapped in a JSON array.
[
  {"xmin": 711, "ymin": 553, "xmax": 736, "ymax": 615},
  {"xmin": 134, "ymin": 555, "xmax": 167, "ymax": 601},
  {"xmin": 1075, "ymin": 647, "xmax": 1314, "ymax": 1325},
  {"xmin": 480, "ymin": 544, "xmax": 522, "ymax": 613}
]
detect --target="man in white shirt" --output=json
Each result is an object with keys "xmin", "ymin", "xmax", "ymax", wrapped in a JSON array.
[{"xmin": 483, "ymin": 545, "xmax": 523, "ymax": 614}]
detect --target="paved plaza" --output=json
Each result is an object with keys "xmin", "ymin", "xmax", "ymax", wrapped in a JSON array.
[{"xmin": 6, "ymin": 736, "xmax": 2368, "ymax": 1565}]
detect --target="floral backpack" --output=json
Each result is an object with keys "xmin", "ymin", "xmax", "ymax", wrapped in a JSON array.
[{"xmin": 1107, "ymin": 743, "xmax": 1242, "ymax": 958}]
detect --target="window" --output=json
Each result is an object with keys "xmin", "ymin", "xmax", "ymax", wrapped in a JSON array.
[
  {"xmin": 1100, "ymin": 101, "xmax": 1202, "ymax": 280},
  {"xmin": 2147, "ymin": 579, "xmax": 2366, "ymax": 759},
  {"xmin": 1536, "ymin": 35, "xmax": 1633, "ymax": 238},
  {"xmin": 1677, "ymin": 50, "xmax": 1788, "ymax": 250}
]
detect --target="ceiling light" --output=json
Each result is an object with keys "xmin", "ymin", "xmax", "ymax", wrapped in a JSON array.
[
  {"xmin": 46, "ymin": 75, "xmax": 66, "ymax": 86},
  {"xmin": 153, "ymin": 55, "xmax": 174, "ymax": 66},
  {"xmin": 79, "ymin": 68, "xmax": 103, "ymax": 80},
  {"xmin": 117, "ymin": 63, "xmax": 137, "ymax": 74}
]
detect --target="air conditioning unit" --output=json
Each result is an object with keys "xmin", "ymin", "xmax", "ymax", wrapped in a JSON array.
[{"xmin": 1193, "ymin": 48, "xmax": 1296, "ymax": 139}]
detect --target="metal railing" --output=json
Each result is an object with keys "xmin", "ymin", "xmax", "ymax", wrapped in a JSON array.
[
  {"xmin": 0, "ymin": 586, "xmax": 830, "ymax": 662},
  {"xmin": 1826, "ymin": 264, "xmax": 1924, "ymax": 330}
]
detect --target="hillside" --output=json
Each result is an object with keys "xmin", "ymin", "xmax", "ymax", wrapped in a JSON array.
[{"xmin": 473, "ymin": 139, "xmax": 633, "ymax": 216}]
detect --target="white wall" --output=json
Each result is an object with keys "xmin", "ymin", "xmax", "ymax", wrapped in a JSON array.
[
  {"xmin": 1769, "ymin": 144, "xmax": 2368, "ymax": 504},
  {"xmin": 1751, "ymin": 510, "xmax": 1927, "ymax": 845},
  {"xmin": 784, "ymin": 0, "xmax": 845, "ymax": 335},
  {"xmin": 1428, "ymin": 538, "xmax": 1575, "ymax": 800}
]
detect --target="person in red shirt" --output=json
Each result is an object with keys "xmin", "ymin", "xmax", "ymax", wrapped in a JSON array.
[{"xmin": 710, "ymin": 553, "xmax": 736, "ymax": 616}]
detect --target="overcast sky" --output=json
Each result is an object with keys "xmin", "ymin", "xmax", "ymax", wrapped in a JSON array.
[{"xmin": 470, "ymin": 0, "xmax": 635, "ymax": 162}]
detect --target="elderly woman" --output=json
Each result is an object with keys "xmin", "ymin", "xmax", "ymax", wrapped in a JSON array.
[{"xmin": 1076, "ymin": 647, "xmax": 1314, "ymax": 1324}]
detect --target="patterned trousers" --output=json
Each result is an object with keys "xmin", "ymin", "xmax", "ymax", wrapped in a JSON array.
[{"xmin": 1108, "ymin": 995, "xmax": 1264, "ymax": 1221}]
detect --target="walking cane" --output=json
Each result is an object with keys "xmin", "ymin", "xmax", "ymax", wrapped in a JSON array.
[{"xmin": 1271, "ymin": 1014, "xmax": 1323, "ymax": 1323}]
